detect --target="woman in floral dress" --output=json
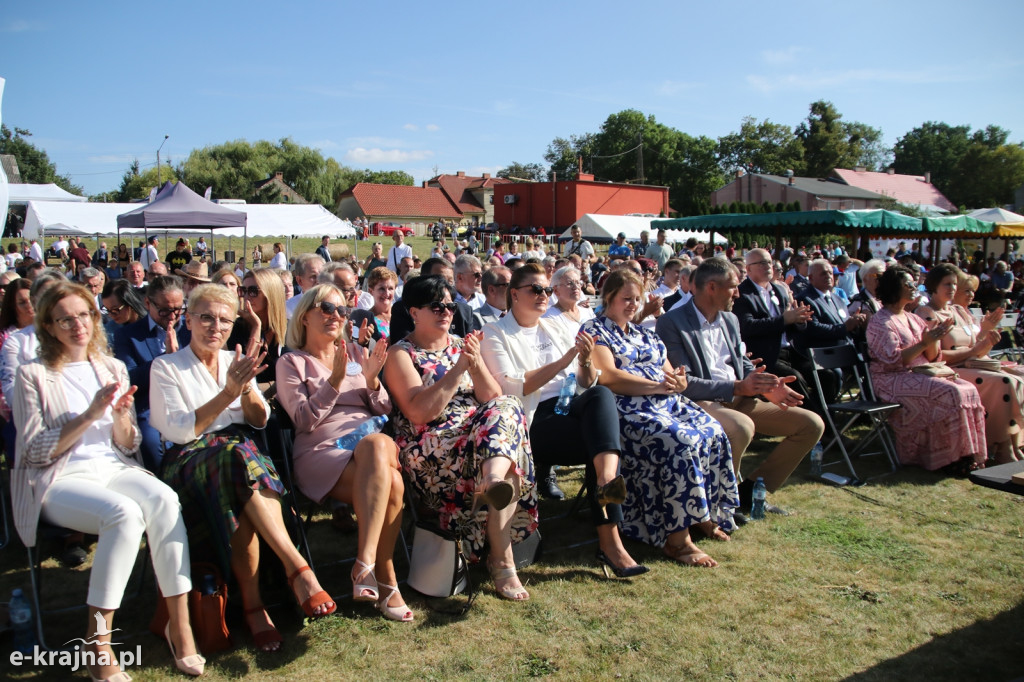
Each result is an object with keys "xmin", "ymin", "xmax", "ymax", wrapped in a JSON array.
[
  {"xmin": 383, "ymin": 275, "xmax": 537, "ymax": 600},
  {"xmin": 866, "ymin": 266, "xmax": 986, "ymax": 472},
  {"xmin": 582, "ymin": 269, "xmax": 738, "ymax": 568}
]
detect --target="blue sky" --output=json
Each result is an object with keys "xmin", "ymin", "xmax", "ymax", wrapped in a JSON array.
[{"xmin": 3, "ymin": 0, "xmax": 1023, "ymax": 197}]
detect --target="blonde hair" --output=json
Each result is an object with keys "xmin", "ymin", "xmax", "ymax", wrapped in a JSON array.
[
  {"xmin": 285, "ymin": 284, "xmax": 343, "ymax": 349},
  {"xmin": 211, "ymin": 269, "xmax": 241, "ymax": 287},
  {"xmin": 600, "ymin": 269, "xmax": 644, "ymax": 309},
  {"xmin": 35, "ymin": 282, "xmax": 109, "ymax": 368},
  {"xmin": 245, "ymin": 268, "xmax": 287, "ymax": 344}
]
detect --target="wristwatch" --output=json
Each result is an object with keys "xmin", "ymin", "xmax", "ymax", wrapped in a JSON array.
[{"xmin": 580, "ymin": 359, "xmax": 592, "ymax": 368}]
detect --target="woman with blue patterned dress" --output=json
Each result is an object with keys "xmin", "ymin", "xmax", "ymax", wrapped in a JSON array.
[
  {"xmin": 384, "ymin": 275, "xmax": 537, "ymax": 601},
  {"xmin": 582, "ymin": 269, "xmax": 738, "ymax": 568}
]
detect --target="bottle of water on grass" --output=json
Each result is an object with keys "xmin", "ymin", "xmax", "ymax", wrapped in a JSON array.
[
  {"xmin": 9, "ymin": 588, "xmax": 36, "ymax": 654},
  {"xmin": 750, "ymin": 478, "xmax": 767, "ymax": 521},
  {"xmin": 809, "ymin": 442, "xmax": 824, "ymax": 478}
]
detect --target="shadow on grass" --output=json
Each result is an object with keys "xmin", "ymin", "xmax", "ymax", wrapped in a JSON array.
[{"xmin": 843, "ymin": 600, "xmax": 1024, "ymax": 682}]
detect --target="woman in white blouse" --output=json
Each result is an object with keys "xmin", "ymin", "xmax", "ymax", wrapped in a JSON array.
[
  {"xmin": 12, "ymin": 281, "xmax": 203, "ymax": 680},
  {"xmin": 150, "ymin": 284, "xmax": 335, "ymax": 653}
]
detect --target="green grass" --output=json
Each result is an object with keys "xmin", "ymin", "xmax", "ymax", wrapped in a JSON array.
[{"xmin": 2, "ymin": 443, "xmax": 1023, "ymax": 681}]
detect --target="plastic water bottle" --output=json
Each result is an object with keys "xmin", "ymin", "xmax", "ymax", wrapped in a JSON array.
[
  {"xmin": 336, "ymin": 415, "xmax": 389, "ymax": 451},
  {"xmin": 809, "ymin": 442, "xmax": 824, "ymax": 478},
  {"xmin": 750, "ymin": 478, "xmax": 767, "ymax": 521},
  {"xmin": 554, "ymin": 372, "xmax": 576, "ymax": 415},
  {"xmin": 9, "ymin": 588, "xmax": 37, "ymax": 655},
  {"xmin": 201, "ymin": 574, "xmax": 218, "ymax": 596}
]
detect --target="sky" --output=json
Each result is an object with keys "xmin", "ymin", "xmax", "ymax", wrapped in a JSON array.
[{"xmin": 2, "ymin": 0, "xmax": 1023, "ymax": 197}]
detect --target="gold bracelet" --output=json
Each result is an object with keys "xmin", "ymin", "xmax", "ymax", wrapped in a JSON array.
[{"xmin": 241, "ymin": 383, "xmax": 253, "ymax": 395}]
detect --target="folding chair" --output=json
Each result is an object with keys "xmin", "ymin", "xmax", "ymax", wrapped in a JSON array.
[
  {"xmin": 263, "ymin": 400, "xmax": 315, "ymax": 570},
  {"xmin": 0, "ymin": 450, "xmax": 11, "ymax": 550},
  {"xmin": 808, "ymin": 344, "xmax": 901, "ymax": 480}
]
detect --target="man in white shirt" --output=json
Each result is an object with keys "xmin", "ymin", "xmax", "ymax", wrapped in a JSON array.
[
  {"xmin": 385, "ymin": 231, "xmax": 413, "ymax": 273},
  {"xmin": 139, "ymin": 236, "xmax": 159, "ymax": 272},
  {"xmin": 564, "ymin": 225, "xmax": 594, "ymax": 264},
  {"xmin": 28, "ymin": 239, "xmax": 44, "ymax": 262},
  {"xmin": 285, "ymin": 253, "xmax": 326, "ymax": 318},
  {"xmin": 474, "ymin": 265, "xmax": 511, "ymax": 327},
  {"xmin": 453, "ymin": 255, "xmax": 486, "ymax": 308}
]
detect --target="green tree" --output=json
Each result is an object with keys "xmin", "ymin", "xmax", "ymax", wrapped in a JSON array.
[
  {"xmin": 892, "ymin": 121, "xmax": 973, "ymax": 195},
  {"xmin": 355, "ymin": 169, "xmax": 414, "ymax": 185},
  {"xmin": 114, "ymin": 159, "xmax": 179, "ymax": 202},
  {"xmin": 844, "ymin": 121, "xmax": 893, "ymax": 171},
  {"xmin": 543, "ymin": 134, "xmax": 596, "ymax": 179},
  {"xmin": 947, "ymin": 142, "xmax": 1024, "ymax": 208},
  {"xmin": 795, "ymin": 101, "xmax": 883, "ymax": 177},
  {"xmin": 0, "ymin": 124, "xmax": 84, "ymax": 195},
  {"xmin": 497, "ymin": 162, "xmax": 548, "ymax": 182},
  {"xmin": 716, "ymin": 116, "xmax": 804, "ymax": 175}
]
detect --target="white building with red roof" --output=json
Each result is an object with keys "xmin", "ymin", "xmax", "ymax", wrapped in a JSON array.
[{"xmin": 830, "ymin": 168, "xmax": 957, "ymax": 215}]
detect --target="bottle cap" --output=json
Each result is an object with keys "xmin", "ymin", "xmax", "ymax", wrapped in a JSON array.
[{"xmin": 12, "ymin": 588, "xmax": 22, "ymax": 597}]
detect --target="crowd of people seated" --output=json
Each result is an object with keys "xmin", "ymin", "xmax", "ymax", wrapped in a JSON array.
[{"xmin": 1, "ymin": 229, "xmax": 1019, "ymax": 678}]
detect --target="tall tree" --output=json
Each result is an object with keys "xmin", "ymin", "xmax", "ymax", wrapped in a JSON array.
[
  {"xmin": 947, "ymin": 142, "xmax": 1024, "ymax": 208},
  {"xmin": 543, "ymin": 133, "xmax": 596, "ymax": 179},
  {"xmin": 497, "ymin": 162, "xmax": 548, "ymax": 182},
  {"xmin": 795, "ymin": 101, "xmax": 865, "ymax": 177},
  {"xmin": 844, "ymin": 121, "xmax": 892, "ymax": 171},
  {"xmin": 717, "ymin": 116, "xmax": 804, "ymax": 175},
  {"xmin": 0, "ymin": 124, "xmax": 84, "ymax": 195},
  {"xmin": 892, "ymin": 121, "xmax": 973, "ymax": 195},
  {"xmin": 356, "ymin": 169, "xmax": 414, "ymax": 185}
]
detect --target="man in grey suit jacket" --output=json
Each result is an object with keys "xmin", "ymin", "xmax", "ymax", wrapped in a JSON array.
[
  {"xmin": 473, "ymin": 265, "xmax": 511, "ymax": 328},
  {"xmin": 655, "ymin": 257, "xmax": 823, "ymax": 515}
]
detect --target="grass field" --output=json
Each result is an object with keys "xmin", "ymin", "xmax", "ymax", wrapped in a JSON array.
[{"xmin": 2, "ymin": 443, "xmax": 1022, "ymax": 681}]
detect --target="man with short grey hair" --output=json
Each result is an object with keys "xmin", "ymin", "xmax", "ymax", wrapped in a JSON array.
[
  {"xmin": 453, "ymin": 254, "xmax": 486, "ymax": 308},
  {"xmin": 286, "ymin": 253, "xmax": 326, "ymax": 317},
  {"xmin": 474, "ymin": 265, "xmax": 511, "ymax": 326}
]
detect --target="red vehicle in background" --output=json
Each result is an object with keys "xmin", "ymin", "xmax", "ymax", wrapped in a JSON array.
[{"xmin": 372, "ymin": 222, "xmax": 414, "ymax": 237}]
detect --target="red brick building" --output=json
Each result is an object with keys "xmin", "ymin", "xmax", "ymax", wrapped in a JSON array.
[{"xmin": 492, "ymin": 174, "xmax": 670, "ymax": 231}]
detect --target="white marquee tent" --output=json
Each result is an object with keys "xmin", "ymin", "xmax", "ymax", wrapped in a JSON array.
[
  {"xmin": 560, "ymin": 213, "xmax": 727, "ymax": 245},
  {"xmin": 7, "ymin": 183, "xmax": 88, "ymax": 205},
  {"xmin": 23, "ymin": 200, "xmax": 355, "ymax": 241}
]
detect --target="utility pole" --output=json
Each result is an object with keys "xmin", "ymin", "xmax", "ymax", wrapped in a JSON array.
[
  {"xmin": 157, "ymin": 135, "xmax": 169, "ymax": 190},
  {"xmin": 636, "ymin": 132, "xmax": 644, "ymax": 185}
]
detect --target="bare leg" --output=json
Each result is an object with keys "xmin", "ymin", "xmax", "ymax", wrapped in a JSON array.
[
  {"xmin": 230, "ymin": 514, "xmax": 279, "ymax": 652},
  {"xmin": 165, "ymin": 592, "xmax": 199, "ymax": 658},
  {"xmin": 663, "ymin": 528, "xmax": 717, "ymax": 568},
  {"xmin": 331, "ymin": 433, "xmax": 405, "ymax": 607},
  {"xmin": 484, "ymin": 458, "xmax": 528, "ymax": 600},
  {"xmin": 84, "ymin": 607, "xmax": 120, "ymax": 680},
  {"xmin": 592, "ymin": 451, "xmax": 619, "ymax": 487}
]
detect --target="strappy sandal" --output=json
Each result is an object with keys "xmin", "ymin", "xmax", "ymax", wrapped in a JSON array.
[
  {"xmin": 288, "ymin": 565, "xmax": 337, "ymax": 618},
  {"xmin": 376, "ymin": 583, "xmax": 414, "ymax": 622},
  {"xmin": 471, "ymin": 475, "xmax": 515, "ymax": 514},
  {"xmin": 243, "ymin": 606, "xmax": 283, "ymax": 652},
  {"xmin": 351, "ymin": 559, "xmax": 379, "ymax": 602},
  {"xmin": 663, "ymin": 542, "xmax": 718, "ymax": 568},
  {"xmin": 487, "ymin": 561, "xmax": 530, "ymax": 601}
]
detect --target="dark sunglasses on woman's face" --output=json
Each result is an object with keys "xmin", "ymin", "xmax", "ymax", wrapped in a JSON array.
[
  {"xmin": 238, "ymin": 285, "xmax": 261, "ymax": 298},
  {"xmin": 317, "ymin": 301, "xmax": 350, "ymax": 318},
  {"xmin": 515, "ymin": 284, "xmax": 554, "ymax": 296},
  {"xmin": 424, "ymin": 301, "xmax": 458, "ymax": 314}
]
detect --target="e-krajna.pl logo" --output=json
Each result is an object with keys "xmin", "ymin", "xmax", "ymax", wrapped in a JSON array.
[{"xmin": 10, "ymin": 612, "xmax": 141, "ymax": 671}]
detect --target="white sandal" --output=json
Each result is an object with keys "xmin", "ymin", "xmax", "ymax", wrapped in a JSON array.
[
  {"xmin": 352, "ymin": 559, "xmax": 379, "ymax": 602},
  {"xmin": 375, "ymin": 583, "xmax": 414, "ymax": 622},
  {"xmin": 487, "ymin": 561, "xmax": 530, "ymax": 601}
]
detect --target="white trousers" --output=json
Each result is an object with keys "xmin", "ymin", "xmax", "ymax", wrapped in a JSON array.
[{"xmin": 41, "ymin": 457, "xmax": 191, "ymax": 610}]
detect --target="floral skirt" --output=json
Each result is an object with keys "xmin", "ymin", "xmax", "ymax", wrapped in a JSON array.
[{"xmin": 160, "ymin": 425, "xmax": 285, "ymax": 575}]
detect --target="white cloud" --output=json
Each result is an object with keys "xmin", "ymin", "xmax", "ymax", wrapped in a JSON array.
[
  {"xmin": 345, "ymin": 148, "xmax": 433, "ymax": 164},
  {"xmin": 760, "ymin": 46, "xmax": 804, "ymax": 65},
  {"xmin": 310, "ymin": 139, "xmax": 341, "ymax": 151},
  {"xmin": 746, "ymin": 68, "xmax": 963, "ymax": 94},
  {"xmin": 425, "ymin": 124, "xmax": 440, "ymax": 132},
  {"xmin": 87, "ymin": 154, "xmax": 136, "ymax": 164},
  {"xmin": 347, "ymin": 136, "xmax": 404, "ymax": 148},
  {"xmin": 403, "ymin": 123, "xmax": 419, "ymax": 131},
  {"xmin": 658, "ymin": 80, "xmax": 699, "ymax": 96}
]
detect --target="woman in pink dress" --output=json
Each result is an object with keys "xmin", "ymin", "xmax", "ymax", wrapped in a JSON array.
[
  {"xmin": 866, "ymin": 266, "xmax": 986, "ymax": 473},
  {"xmin": 275, "ymin": 284, "xmax": 411, "ymax": 622}
]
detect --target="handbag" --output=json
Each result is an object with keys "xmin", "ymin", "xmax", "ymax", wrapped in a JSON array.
[
  {"xmin": 910, "ymin": 362, "xmax": 957, "ymax": 378},
  {"xmin": 963, "ymin": 357, "xmax": 1002, "ymax": 371},
  {"xmin": 150, "ymin": 562, "xmax": 232, "ymax": 654},
  {"xmin": 407, "ymin": 522, "xmax": 470, "ymax": 598}
]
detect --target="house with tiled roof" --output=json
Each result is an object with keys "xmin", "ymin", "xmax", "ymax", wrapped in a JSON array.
[
  {"xmin": 830, "ymin": 168, "xmax": 956, "ymax": 214},
  {"xmin": 336, "ymin": 183, "xmax": 463, "ymax": 234},
  {"xmin": 425, "ymin": 171, "xmax": 512, "ymax": 225},
  {"xmin": 253, "ymin": 171, "xmax": 308, "ymax": 203},
  {"xmin": 712, "ymin": 171, "xmax": 885, "ymax": 211}
]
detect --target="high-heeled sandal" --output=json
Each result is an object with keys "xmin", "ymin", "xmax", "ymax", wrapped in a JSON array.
[
  {"xmin": 351, "ymin": 559, "xmax": 379, "ymax": 602},
  {"xmin": 87, "ymin": 642, "xmax": 133, "ymax": 681},
  {"xmin": 375, "ymin": 583, "xmax": 414, "ymax": 622},
  {"xmin": 595, "ymin": 550, "xmax": 650, "ymax": 579},
  {"xmin": 163, "ymin": 623, "xmax": 206, "ymax": 676},
  {"xmin": 471, "ymin": 475, "xmax": 515, "ymax": 514},
  {"xmin": 287, "ymin": 565, "xmax": 337, "ymax": 617},
  {"xmin": 487, "ymin": 561, "xmax": 530, "ymax": 601},
  {"xmin": 243, "ymin": 606, "xmax": 283, "ymax": 652},
  {"xmin": 594, "ymin": 475, "xmax": 627, "ymax": 519}
]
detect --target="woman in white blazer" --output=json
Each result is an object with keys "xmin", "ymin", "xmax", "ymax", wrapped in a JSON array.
[{"xmin": 12, "ymin": 281, "xmax": 203, "ymax": 680}]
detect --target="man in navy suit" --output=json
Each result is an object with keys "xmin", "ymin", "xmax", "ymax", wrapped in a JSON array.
[
  {"xmin": 788, "ymin": 255, "xmax": 811, "ymax": 298},
  {"xmin": 655, "ymin": 257, "xmax": 823, "ymax": 515},
  {"xmin": 113, "ymin": 275, "xmax": 191, "ymax": 471},
  {"xmin": 792, "ymin": 259, "xmax": 868, "ymax": 405}
]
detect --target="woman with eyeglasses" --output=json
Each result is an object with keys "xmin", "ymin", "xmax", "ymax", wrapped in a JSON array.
[
  {"xmin": 866, "ymin": 266, "xmax": 986, "ymax": 474},
  {"xmin": 12, "ymin": 281, "xmax": 204, "ymax": 680},
  {"xmin": 151, "ymin": 284, "xmax": 335, "ymax": 653},
  {"xmin": 350, "ymin": 266, "xmax": 397, "ymax": 350},
  {"xmin": 228, "ymin": 268, "xmax": 287, "ymax": 394},
  {"xmin": 383, "ymin": 275, "xmax": 538, "ymax": 601},
  {"xmin": 580, "ymin": 269, "xmax": 738, "ymax": 568},
  {"xmin": 483, "ymin": 264, "xmax": 647, "ymax": 579},
  {"xmin": 276, "ymin": 284, "xmax": 411, "ymax": 621},
  {"xmin": 543, "ymin": 265, "xmax": 595, "ymax": 335}
]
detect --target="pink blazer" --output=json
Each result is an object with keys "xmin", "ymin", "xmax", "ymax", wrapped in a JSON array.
[{"xmin": 11, "ymin": 355, "xmax": 143, "ymax": 546}]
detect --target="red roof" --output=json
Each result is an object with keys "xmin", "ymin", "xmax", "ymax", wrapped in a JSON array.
[
  {"xmin": 341, "ymin": 183, "xmax": 463, "ymax": 219},
  {"xmin": 428, "ymin": 173, "xmax": 512, "ymax": 214},
  {"xmin": 831, "ymin": 169, "xmax": 956, "ymax": 212}
]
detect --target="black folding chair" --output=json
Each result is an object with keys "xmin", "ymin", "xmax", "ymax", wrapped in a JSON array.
[
  {"xmin": 808, "ymin": 344, "xmax": 901, "ymax": 479},
  {"xmin": 263, "ymin": 400, "xmax": 315, "ymax": 570}
]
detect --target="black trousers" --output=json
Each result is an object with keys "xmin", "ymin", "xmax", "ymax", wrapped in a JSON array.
[{"xmin": 530, "ymin": 385, "xmax": 622, "ymax": 526}]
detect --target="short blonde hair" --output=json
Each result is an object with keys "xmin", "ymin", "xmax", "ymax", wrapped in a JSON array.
[
  {"xmin": 188, "ymin": 283, "xmax": 239, "ymax": 314},
  {"xmin": 600, "ymin": 269, "xmax": 644, "ymax": 309},
  {"xmin": 285, "ymin": 284, "xmax": 344, "ymax": 349}
]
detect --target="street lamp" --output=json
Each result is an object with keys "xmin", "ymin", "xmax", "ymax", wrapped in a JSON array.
[{"xmin": 156, "ymin": 135, "xmax": 169, "ymax": 190}]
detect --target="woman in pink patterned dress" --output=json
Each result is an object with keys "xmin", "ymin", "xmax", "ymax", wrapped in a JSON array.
[{"xmin": 866, "ymin": 266, "xmax": 986, "ymax": 473}]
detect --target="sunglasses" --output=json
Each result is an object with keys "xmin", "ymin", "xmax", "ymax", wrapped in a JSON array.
[
  {"xmin": 104, "ymin": 303, "xmax": 128, "ymax": 315},
  {"xmin": 317, "ymin": 301, "xmax": 351, "ymax": 318},
  {"xmin": 515, "ymin": 284, "xmax": 554, "ymax": 296},
  {"xmin": 152, "ymin": 305, "xmax": 184, "ymax": 318},
  {"xmin": 238, "ymin": 285, "xmax": 261, "ymax": 298},
  {"xmin": 423, "ymin": 301, "xmax": 458, "ymax": 315}
]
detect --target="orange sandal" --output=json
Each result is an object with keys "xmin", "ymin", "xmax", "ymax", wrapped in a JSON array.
[
  {"xmin": 288, "ymin": 566, "xmax": 336, "ymax": 618},
  {"xmin": 243, "ymin": 606, "xmax": 283, "ymax": 653}
]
